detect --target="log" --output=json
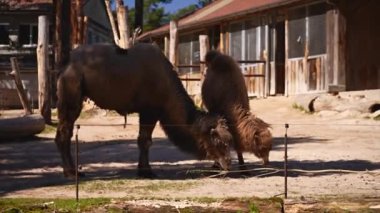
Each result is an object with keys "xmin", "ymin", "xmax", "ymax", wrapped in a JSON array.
[
  {"xmin": 116, "ymin": 0, "xmax": 130, "ymax": 49},
  {"xmin": 169, "ymin": 20, "xmax": 178, "ymax": 66},
  {"xmin": 37, "ymin": 15, "xmax": 51, "ymax": 124},
  {"xmin": 0, "ymin": 114, "xmax": 45, "ymax": 139},
  {"xmin": 105, "ymin": 0, "xmax": 120, "ymax": 46},
  {"xmin": 9, "ymin": 57, "xmax": 32, "ymax": 115}
]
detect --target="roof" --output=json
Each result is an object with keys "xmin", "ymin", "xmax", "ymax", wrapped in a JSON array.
[
  {"xmin": 0, "ymin": 0, "xmax": 52, "ymax": 10},
  {"xmin": 140, "ymin": 0, "xmax": 303, "ymax": 39}
]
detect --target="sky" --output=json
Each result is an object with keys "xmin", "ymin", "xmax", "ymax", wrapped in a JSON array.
[{"xmin": 123, "ymin": 0, "xmax": 199, "ymax": 13}]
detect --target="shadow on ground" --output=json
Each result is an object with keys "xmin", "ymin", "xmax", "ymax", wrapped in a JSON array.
[{"xmin": 1, "ymin": 136, "xmax": 379, "ymax": 196}]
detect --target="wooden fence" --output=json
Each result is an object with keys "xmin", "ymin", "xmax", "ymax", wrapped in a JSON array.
[{"xmin": 178, "ymin": 60, "xmax": 266, "ymax": 97}]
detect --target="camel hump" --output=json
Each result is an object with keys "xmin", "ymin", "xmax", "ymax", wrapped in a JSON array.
[{"xmin": 207, "ymin": 52, "xmax": 240, "ymax": 74}]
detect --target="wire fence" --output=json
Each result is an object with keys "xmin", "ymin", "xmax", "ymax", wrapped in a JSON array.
[{"xmin": 71, "ymin": 120, "xmax": 380, "ymax": 201}]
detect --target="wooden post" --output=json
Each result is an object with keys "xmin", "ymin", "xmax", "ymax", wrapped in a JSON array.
[
  {"xmin": 116, "ymin": 0, "xmax": 130, "ymax": 49},
  {"xmin": 82, "ymin": 16, "xmax": 89, "ymax": 44},
  {"xmin": 54, "ymin": 0, "xmax": 62, "ymax": 67},
  {"xmin": 61, "ymin": 0, "xmax": 71, "ymax": 66},
  {"xmin": 164, "ymin": 36, "xmax": 169, "ymax": 57},
  {"xmin": 169, "ymin": 20, "xmax": 178, "ymax": 67},
  {"xmin": 105, "ymin": 0, "xmax": 120, "ymax": 46},
  {"xmin": 284, "ymin": 16, "xmax": 289, "ymax": 96},
  {"xmin": 37, "ymin": 15, "xmax": 51, "ymax": 123},
  {"xmin": 199, "ymin": 35, "xmax": 209, "ymax": 81},
  {"xmin": 264, "ymin": 24, "xmax": 270, "ymax": 97},
  {"xmin": 134, "ymin": 0, "xmax": 143, "ymax": 32},
  {"xmin": 9, "ymin": 57, "xmax": 32, "ymax": 115},
  {"xmin": 219, "ymin": 24, "xmax": 225, "ymax": 53}
]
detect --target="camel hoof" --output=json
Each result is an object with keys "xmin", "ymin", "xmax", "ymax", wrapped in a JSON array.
[
  {"xmin": 211, "ymin": 162, "xmax": 222, "ymax": 169},
  {"xmin": 137, "ymin": 169, "xmax": 157, "ymax": 179},
  {"xmin": 64, "ymin": 170, "xmax": 85, "ymax": 179}
]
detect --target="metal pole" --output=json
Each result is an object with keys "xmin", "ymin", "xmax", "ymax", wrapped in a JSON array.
[
  {"xmin": 75, "ymin": 124, "xmax": 80, "ymax": 202},
  {"xmin": 284, "ymin": 123, "xmax": 289, "ymax": 198}
]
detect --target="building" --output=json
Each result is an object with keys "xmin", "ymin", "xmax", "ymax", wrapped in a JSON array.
[
  {"xmin": 140, "ymin": 0, "xmax": 380, "ymax": 97},
  {"xmin": 0, "ymin": 0, "xmax": 112, "ymax": 108}
]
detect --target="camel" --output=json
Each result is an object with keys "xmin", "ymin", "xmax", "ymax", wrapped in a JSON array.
[
  {"xmin": 202, "ymin": 50, "xmax": 272, "ymax": 167},
  {"xmin": 55, "ymin": 43, "xmax": 233, "ymax": 178}
]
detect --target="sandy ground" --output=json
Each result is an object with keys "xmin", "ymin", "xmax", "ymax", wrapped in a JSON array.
[{"xmin": 1, "ymin": 97, "xmax": 379, "ymax": 207}]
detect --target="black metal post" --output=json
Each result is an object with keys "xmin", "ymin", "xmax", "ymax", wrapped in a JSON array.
[
  {"xmin": 75, "ymin": 124, "xmax": 80, "ymax": 202},
  {"xmin": 284, "ymin": 123, "xmax": 289, "ymax": 198},
  {"xmin": 135, "ymin": 0, "xmax": 143, "ymax": 32}
]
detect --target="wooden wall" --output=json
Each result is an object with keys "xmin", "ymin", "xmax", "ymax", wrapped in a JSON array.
[
  {"xmin": 286, "ymin": 56, "xmax": 326, "ymax": 95},
  {"xmin": 341, "ymin": 0, "xmax": 380, "ymax": 91},
  {"xmin": 243, "ymin": 64, "xmax": 265, "ymax": 97}
]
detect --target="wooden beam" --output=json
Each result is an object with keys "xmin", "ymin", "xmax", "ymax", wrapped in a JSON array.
[
  {"xmin": 169, "ymin": 20, "xmax": 178, "ymax": 67},
  {"xmin": 36, "ymin": 15, "xmax": 51, "ymax": 124},
  {"xmin": 116, "ymin": 0, "xmax": 130, "ymax": 49},
  {"xmin": 199, "ymin": 35, "xmax": 209, "ymax": 82},
  {"xmin": 9, "ymin": 57, "xmax": 32, "ymax": 115}
]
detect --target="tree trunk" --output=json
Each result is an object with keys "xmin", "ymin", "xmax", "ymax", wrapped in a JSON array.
[{"xmin": 37, "ymin": 15, "xmax": 51, "ymax": 124}]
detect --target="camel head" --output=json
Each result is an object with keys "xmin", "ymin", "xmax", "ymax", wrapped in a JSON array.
[
  {"xmin": 253, "ymin": 126, "xmax": 273, "ymax": 165},
  {"xmin": 198, "ymin": 116, "xmax": 232, "ymax": 170}
]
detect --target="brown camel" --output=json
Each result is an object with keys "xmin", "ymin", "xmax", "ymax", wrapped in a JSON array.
[
  {"xmin": 202, "ymin": 50, "xmax": 272, "ymax": 167},
  {"xmin": 55, "ymin": 43, "xmax": 233, "ymax": 178}
]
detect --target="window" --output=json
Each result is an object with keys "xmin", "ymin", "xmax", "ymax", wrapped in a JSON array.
[
  {"xmin": 229, "ymin": 19, "xmax": 266, "ymax": 61},
  {"xmin": 178, "ymin": 33, "xmax": 201, "ymax": 74},
  {"xmin": 308, "ymin": 3, "xmax": 326, "ymax": 55},
  {"xmin": 19, "ymin": 24, "xmax": 38, "ymax": 46},
  {"xmin": 288, "ymin": 7, "xmax": 306, "ymax": 58},
  {"xmin": 0, "ymin": 24, "xmax": 9, "ymax": 45},
  {"xmin": 288, "ymin": 3, "xmax": 326, "ymax": 58},
  {"xmin": 230, "ymin": 23, "xmax": 243, "ymax": 60},
  {"xmin": 245, "ymin": 21, "xmax": 257, "ymax": 60}
]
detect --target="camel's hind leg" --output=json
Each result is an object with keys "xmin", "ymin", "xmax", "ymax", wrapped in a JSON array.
[
  {"xmin": 137, "ymin": 112, "xmax": 158, "ymax": 178},
  {"xmin": 55, "ymin": 67, "xmax": 83, "ymax": 178}
]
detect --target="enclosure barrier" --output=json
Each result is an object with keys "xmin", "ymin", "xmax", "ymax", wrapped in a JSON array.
[{"xmin": 71, "ymin": 121, "xmax": 380, "ymax": 203}]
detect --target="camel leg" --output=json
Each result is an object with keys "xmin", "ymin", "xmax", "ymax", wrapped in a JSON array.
[
  {"xmin": 237, "ymin": 152, "xmax": 245, "ymax": 166},
  {"xmin": 55, "ymin": 70, "xmax": 83, "ymax": 178},
  {"xmin": 137, "ymin": 112, "xmax": 157, "ymax": 178}
]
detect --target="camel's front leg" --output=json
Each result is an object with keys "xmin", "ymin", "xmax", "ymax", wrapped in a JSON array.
[
  {"xmin": 55, "ymin": 121, "xmax": 76, "ymax": 178},
  {"xmin": 137, "ymin": 113, "xmax": 157, "ymax": 178}
]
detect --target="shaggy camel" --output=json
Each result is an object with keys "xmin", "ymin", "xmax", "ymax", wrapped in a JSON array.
[
  {"xmin": 55, "ymin": 43, "xmax": 233, "ymax": 178},
  {"xmin": 202, "ymin": 50, "xmax": 272, "ymax": 167}
]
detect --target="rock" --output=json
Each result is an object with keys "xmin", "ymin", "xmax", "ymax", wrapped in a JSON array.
[
  {"xmin": 317, "ymin": 110, "xmax": 339, "ymax": 117},
  {"xmin": 337, "ymin": 110, "xmax": 362, "ymax": 119}
]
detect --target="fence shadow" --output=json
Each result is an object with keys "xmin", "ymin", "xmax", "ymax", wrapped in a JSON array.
[{"xmin": 1, "ymin": 135, "xmax": 379, "ymax": 196}]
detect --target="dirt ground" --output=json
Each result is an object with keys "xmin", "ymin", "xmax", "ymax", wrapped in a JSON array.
[{"xmin": 1, "ymin": 97, "xmax": 380, "ymax": 211}]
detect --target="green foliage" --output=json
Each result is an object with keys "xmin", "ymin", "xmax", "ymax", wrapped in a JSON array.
[
  {"xmin": 248, "ymin": 202, "xmax": 260, "ymax": 213},
  {"xmin": 128, "ymin": 0, "xmax": 214, "ymax": 32},
  {"xmin": 0, "ymin": 198, "xmax": 110, "ymax": 213},
  {"xmin": 169, "ymin": 4, "xmax": 198, "ymax": 20}
]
